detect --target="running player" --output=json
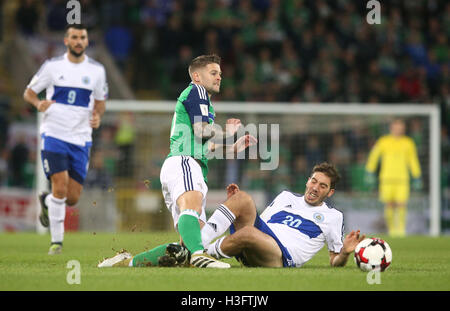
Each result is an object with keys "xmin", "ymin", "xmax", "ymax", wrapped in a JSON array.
[{"xmin": 23, "ymin": 24, "xmax": 108, "ymax": 254}]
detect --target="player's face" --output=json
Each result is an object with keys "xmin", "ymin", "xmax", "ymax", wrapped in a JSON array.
[
  {"xmin": 197, "ymin": 63, "xmax": 222, "ymax": 95},
  {"xmin": 304, "ymin": 172, "xmax": 335, "ymax": 206},
  {"xmin": 390, "ymin": 120, "xmax": 405, "ymax": 137},
  {"xmin": 64, "ymin": 28, "xmax": 89, "ymax": 58}
]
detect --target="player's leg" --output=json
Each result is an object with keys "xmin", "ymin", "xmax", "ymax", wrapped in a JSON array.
[
  {"xmin": 66, "ymin": 141, "xmax": 91, "ymax": 205},
  {"xmin": 160, "ymin": 156, "xmax": 230, "ymax": 268},
  {"xmin": 47, "ymin": 170, "xmax": 69, "ymax": 254},
  {"xmin": 384, "ymin": 202, "xmax": 395, "ymax": 236},
  {"xmin": 177, "ymin": 190, "xmax": 205, "ymax": 254},
  {"xmin": 40, "ymin": 135, "xmax": 71, "ymax": 254},
  {"xmin": 66, "ymin": 177, "xmax": 83, "ymax": 206},
  {"xmin": 219, "ymin": 226, "xmax": 283, "ymax": 267},
  {"xmin": 131, "ymin": 243, "xmax": 190, "ymax": 267},
  {"xmin": 380, "ymin": 182, "xmax": 395, "ymax": 236},
  {"xmin": 201, "ymin": 188, "xmax": 257, "ymax": 247},
  {"xmin": 393, "ymin": 183, "xmax": 409, "ymax": 237},
  {"xmin": 98, "ymin": 242, "xmax": 190, "ymax": 268},
  {"xmin": 46, "ymin": 140, "xmax": 90, "ymax": 254}
]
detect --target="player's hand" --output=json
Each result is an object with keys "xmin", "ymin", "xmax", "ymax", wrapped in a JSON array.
[
  {"xmin": 364, "ymin": 172, "xmax": 376, "ymax": 190},
  {"xmin": 90, "ymin": 111, "xmax": 101, "ymax": 129},
  {"xmin": 412, "ymin": 178, "xmax": 423, "ymax": 191},
  {"xmin": 233, "ymin": 134, "xmax": 257, "ymax": 154},
  {"xmin": 225, "ymin": 118, "xmax": 242, "ymax": 136},
  {"xmin": 226, "ymin": 183, "xmax": 240, "ymax": 199},
  {"xmin": 37, "ymin": 100, "xmax": 55, "ymax": 112},
  {"xmin": 342, "ymin": 230, "xmax": 366, "ymax": 255}
]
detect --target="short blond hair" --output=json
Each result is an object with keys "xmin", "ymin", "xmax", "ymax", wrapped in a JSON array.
[{"xmin": 188, "ymin": 54, "xmax": 221, "ymax": 78}]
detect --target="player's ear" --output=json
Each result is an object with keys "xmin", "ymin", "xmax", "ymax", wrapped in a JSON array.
[
  {"xmin": 327, "ymin": 188, "xmax": 335, "ymax": 198},
  {"xmin": 192, "ymin": 71, "xmax": 201, "ymax": 83}
]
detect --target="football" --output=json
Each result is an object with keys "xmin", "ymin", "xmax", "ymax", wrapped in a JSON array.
[{"xmin": 354, "ymin": 238, "xmax": 392, "ymax": 272}]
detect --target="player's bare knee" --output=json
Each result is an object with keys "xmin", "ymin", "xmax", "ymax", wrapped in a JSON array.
[
  {"xmin": 177, "ymin": 191, "xmax": 203, "ymax": 213},
  {"xmin": 230, "ymin": 191, "xmax": 256, "ymax": 216},
  {"xmin": 52, "ymin": 185, "xmax": 68, "ymax": 199},
  {"xmin": 66, "ymin": 197, "xmax": 79, "ymax": 206}
]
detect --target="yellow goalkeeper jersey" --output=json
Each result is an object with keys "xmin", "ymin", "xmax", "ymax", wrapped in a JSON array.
[{"xmin": 366, "ymin": 135, "xmax": 421, "ymax": 182}]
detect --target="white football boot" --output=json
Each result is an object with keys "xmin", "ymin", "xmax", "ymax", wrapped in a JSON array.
[
  {"xmin": 190, "ymin": 251, "xmax": 231, "ymax": 268},
  {"xmin": 98, "ymin": 251, "xmax": 133, "ymax": 268}
]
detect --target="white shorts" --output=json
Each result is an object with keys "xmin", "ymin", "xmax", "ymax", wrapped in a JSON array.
[{"xmin": 160, "ymin": 155, "xmax": 208, "ymax": 229}]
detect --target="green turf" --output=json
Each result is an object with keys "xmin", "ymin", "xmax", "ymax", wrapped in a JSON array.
[{"xmin": 0, "ymin": 232, "xmax": 449, "ymax": 291}]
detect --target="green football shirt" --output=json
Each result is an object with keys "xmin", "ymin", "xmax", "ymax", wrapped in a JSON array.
[{"xmin": 167, "ymin": 83, "xmax": 215, "ymax": 182}]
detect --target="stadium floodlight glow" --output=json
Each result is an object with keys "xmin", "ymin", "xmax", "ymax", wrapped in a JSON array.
[{"xmin": 35, "ymin": 101, "xmax": 441, "ymax": 236}]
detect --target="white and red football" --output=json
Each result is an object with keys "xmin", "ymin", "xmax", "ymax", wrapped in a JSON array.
[{"xmin": 354, "ymin": 238, "xmax": 392, "ymax": 272}]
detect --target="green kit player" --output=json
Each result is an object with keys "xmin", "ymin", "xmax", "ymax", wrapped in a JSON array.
[{"xmin": 98, "ymin": 54, "xmax": 256, "ymax": 268}]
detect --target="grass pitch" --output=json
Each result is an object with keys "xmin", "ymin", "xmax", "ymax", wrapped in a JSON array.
[{"xmin": 0, "ymin": 232, "xmax": 449, "ymax": 291}]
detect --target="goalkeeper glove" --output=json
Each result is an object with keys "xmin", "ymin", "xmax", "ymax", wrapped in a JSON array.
[
  {"xmin": 412, "ymin": 178, "xmax": 423, "ymax": 191},
  {"xmin": 364, "ymin": 172, "xmax": 377, "ymax": 190}
]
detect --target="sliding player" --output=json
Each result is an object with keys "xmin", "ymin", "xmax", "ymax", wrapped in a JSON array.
[{"xmin": 98, "ymin": 163, "xmax": 364, "ymax": 268}]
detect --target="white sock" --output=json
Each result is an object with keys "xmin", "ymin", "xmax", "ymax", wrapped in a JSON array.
[
  {"xmin": 201, "ymin": 204, "xmax": 236, "ymax": 247},
  {"xmin": 46, "ymin": 194, "xmax": 66, "ymax": 244},
  {"xmin": 206, "ymin": 236, "xmax": 230, "ymax": 259}
]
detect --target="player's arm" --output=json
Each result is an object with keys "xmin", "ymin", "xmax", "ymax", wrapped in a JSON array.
[
  {"xmin": 91, "ymin": 66, "xmax": 108, "ymax": 129},
  {"xmin": 193, "ymin": 118, "xmax": 242, "ymax": 142},
  {"xmin": 90, "ymin": 99, "xmax": 106, "ymax": 129},
  {"xmin": 23, "ymin": 88, "xmax": 54, "ymax": 112},
  {"xmin": 365, "ymin": 138, "xmax": 383, "ymax": 173},
  {"xmin": 364, "ymin": 138, "xmax": 383, "ymax": 188},
  {"xmin": 24, "ymin": 60, "xmax": 53, "ymax": 112},
  {"xmin": 329, "ymin": 230, "xmax": 365, "ymax": 267},
  {"xmin": 407, "ymin": 139, "xmax": 421, "ymax": 178}
]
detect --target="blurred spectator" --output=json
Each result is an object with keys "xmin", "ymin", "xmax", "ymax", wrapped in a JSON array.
[
  {"xmin": 10, "ymin": 0, "xmax": 450, "ymax": 201},
  {"xmin": 305, "ymin": 135, "xmax": 324, "ymax": 172},
  {"xmin": 396, "ymin": 63, "xmax": 422, "ymax": 100},
  {"xmin": 0, "ymin": 149, "xmax": 7, "ymax": 186},
  {"xmin": 15, "ymin": 0, "xmax": 40, "ymax": 36},
  {"xmin": 80, "ymin": 0, "xmax": 99, "ymax": 30},
  {"xmin": 104, "ymin": 23, "xmax": 133, "ymax": 69},
  {"xmin": 8, "ymin": 135, "xmax": 29, "ymax": 188},
  {"xmin": 291, "ymin": 155, "xmax": 308, "ymax": 194},
  {"xmin": 241, "ymin": 159, "xmax": 269, "ymax": 191},
  {"xmin": 0, "ymin": 94, "xmax": 10, "ymax": 150},
  {"xmin": 349, "ymin": 151, "xmax": 370, "ymax": 193},
  {"xmin": 46, "ymin": 0, "xmax": 68, "ymax": 32},
  {"xmin": 140, "ymin": 0, "xmax": 174, "ymax": 27},
  {"xmin": 115, "ymin": 112, "xmax": 136, "ymax": 178},
  {"xmin": 84, "ymin": 150, "xmax": 114, "ymax": 190}
]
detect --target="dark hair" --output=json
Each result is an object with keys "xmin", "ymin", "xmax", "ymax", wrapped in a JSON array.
[
  {"xmin": 188, "ymin": 54, "xmax": 221, "ymax": 76},
  {"xmin": 311, "ymin": 162, "xmax": 341, "ymax": 189},
  {"xmin": 64, "ymin": 23, "xmax": 88, "ymax": 36}
]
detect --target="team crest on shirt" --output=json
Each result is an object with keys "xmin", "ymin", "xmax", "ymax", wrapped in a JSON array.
[
  {"xmin": 313, "ymin": 212, "xmax": 325, "ymax": 223},
  {"xmin": 82, "ymin": 76, "xmax": 90, "ymax": 85}
]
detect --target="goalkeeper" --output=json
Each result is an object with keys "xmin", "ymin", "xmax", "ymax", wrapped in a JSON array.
[{"xmin": 365, "ymin": 119, "xmax": 422, "ymax": 237}]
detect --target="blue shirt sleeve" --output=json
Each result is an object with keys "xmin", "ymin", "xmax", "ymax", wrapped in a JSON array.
[{"xmin": 183, "ymin": 84, "xmax": 210, "ymax": 124}]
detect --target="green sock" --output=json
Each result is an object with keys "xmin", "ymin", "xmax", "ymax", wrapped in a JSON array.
[
  {"xmin": 178, "ymin": 210, "xmax": 204, "ymax": 254},
  {"xmin": 132, "ymin": 243, "xmax": 169, "ymax": 267}
]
